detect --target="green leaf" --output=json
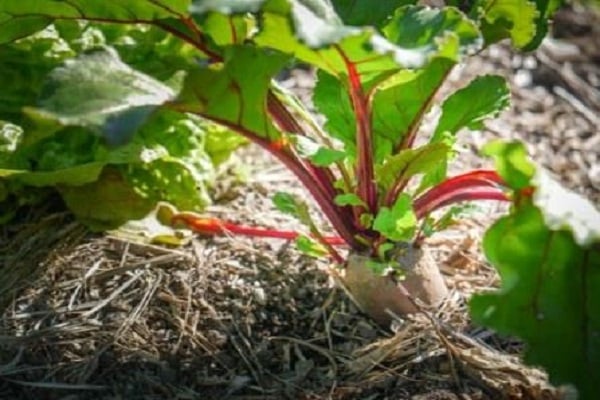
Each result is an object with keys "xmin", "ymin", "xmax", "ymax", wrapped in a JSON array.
[
  {"xmin": 0, "ymin": 162, "xmax": 105, "ymax": 186},
  {"xmin": 382, "ymin": 5, "xmax": 481, "ymax": 53},
  {"xmin": 256, "ymin": 0, "xmax": 438, "ymax": 80},
  {"xmin": 0, "ymin": 13, "xmax": 50, "ymax": 43},
  {"xmin": 0, "ymin": 0, "xmax": 190, "ymax": 44},
  {"xmin": 521, "ymin": 0, "xmax": 563, "ymax": 51},
  {"xmin": 376, "ymin": 143, "xmax": 449, "ymax": 191},
  {"xmin": 372, "ymin": 193, "xmax": 417, "ymax": 241},
  {"xmin": 272, "ymin": 191, "xmax": 312, "ymax": 226},
  {"xmin": 330, "ymin": 0, "xmax": 415, "ymax": 27},
  {"xmin": 194, "ymin": 12, "xmax": 250, "ymax": 46},
  {"xmin": 176, "ymin": 45, "xmax": 289, "ymax": 141},
  {"xmin": 419, "ymin": 75, "xmax": 510, "ymax": 189},
  {"xmin": 434, "ymin": 75, "xmax": 510, "ymax": 140},
  {"xmin": 59, "ymin": 167, "xmax": 156, "ymax": 231},
  {"xmin": 371, "ymin": 58, "xmax": 455, "ymax": 158},
  {"xmin": 295, "ymin": 235, "xmax": 329, "ymax": 257},
  {"xmin": 312, "ymin": 70, "xmax": 356, "ymax": 155},
  {"xmin": 292, "ymin": 135, "xmax": 346, "ymax": 166},
  {"xmin": 472, "ymin": 144, "xmax": 600, "ymax": 397},
  {"xmin": 334, "ymin": 193, "xmax": 366, "ymax": 207},
  {"xmin": 470, "ymin": 202, "xmax": 600, "ymax": 399},
  {"xmin": 325, "ymin": 6, "xmax": 482, "ymax": 161},
  {"xmin": 33, "ymin": 48, "xmax": 174, "ymax": 144},
  {"xmin": 190, "ymin": 0, "xmax": 265, "ymax": 14},
  {"xmin": 474, "ymin": 0, "xmax": 540, "ymax": 49},
  {"xmin": 483, "ymin": 140, "xmax": 535, "ymax": 190}
]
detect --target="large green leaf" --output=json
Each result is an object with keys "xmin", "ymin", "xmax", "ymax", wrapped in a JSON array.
[
  {"xmin": 419, "ymin": 75, "xmax": 511, "ymax": 190},
  {"xmin": 382, "ymin": 5, "xmax": 481, "ymax": 52},
  {"xmin": 330, "ymin": 0, "xmax": 415, "ymax": 27},
  {"xmin": 0, "ymin": 162, "xmax": 105, "ymax": 186},
  {"xmin": 176, "ymin": 45, "xmax": 290, "ymax": 141},
  {"xmin": 434, "ymin": 75, "xmax": 510, "ymax": 140},
  {"xmin": 313, "ymin": 6, "xmax": 482, "ymax": 161},
  {"xmin": 33, "ymin": 48, "xmax": 174, "ymax": 144},
  {"xmin": 0, "ymin": 0, "xmax": 190, "ymax": 44},
  {"xmin": 370, "ymin": 58, "xmax": 454, "ymax": 155},
  {"xmin": 256, "ymin": 0, "xmax": 438, "ymax": 81},
  {"xmin": 312, "ymin": 70, "xmax": 356, "ymax": 155},
  {"xmin": 470, "ymin": 141, "xmax": 600, "ymax": 399}
]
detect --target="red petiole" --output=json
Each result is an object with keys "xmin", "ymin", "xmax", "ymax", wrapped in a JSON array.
[
  {"xmin": 413, "ymin": 170, "xmax": 509, "ymax": 219},
  {"xmin": 172, "ymin": 213, "xmax": 348, "ymax": 246}
]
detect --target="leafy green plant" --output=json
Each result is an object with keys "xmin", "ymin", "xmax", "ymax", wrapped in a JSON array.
[
  {"xmin": 1, "ymin": 0, "xmax": 598, "ymax": 397},
  {"xmin": 0, "ymin": 20, "xmax": 245, "ymax": 229}
]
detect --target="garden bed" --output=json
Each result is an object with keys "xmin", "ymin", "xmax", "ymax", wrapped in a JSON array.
[{"xmin": 1, "ymin": 4, "xmax": 598, "ymax": 399}]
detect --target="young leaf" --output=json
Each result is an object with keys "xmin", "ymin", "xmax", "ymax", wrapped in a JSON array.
[
  {"xmin": 312, "ymin": 70, "xmax": 356, "ymax": 155},
  {"xmin": 420, "ymin": 75, "xmax": 510, "ymax": 189},
  {"xmin": 373, "ymin": 193, "xmax": 417, "ymax": 241},
  {"xmin": 371, "ymin": 58, "xmax": 454, "ymax": 157},
  {"xmin": 295, "ymin": 235, "xmax": 329, "ymax": 258},
  {"xmin": 377, "ymin": 143, "xmax": 449, "ymax": 191},
  {"xmin": 334, "ymin": 193, "xmax": 366, "ymax": 207},
  {"xmin": 272, "ymin": 191, "xmax": 312, "ymax": 226},
  {"xmin": 433, "ymin": 75, "xmax": 510, "ymax": 141}
]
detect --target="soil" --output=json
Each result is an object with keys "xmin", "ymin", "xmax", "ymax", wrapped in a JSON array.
[{"xmin": 1, "ymin": 4, "xmax": 598, "ymax": 400}]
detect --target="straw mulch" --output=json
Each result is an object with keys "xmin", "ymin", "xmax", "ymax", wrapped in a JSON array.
[{"xmin": 1, "ymin": 4, "xmax": 598, "ymax": 399}]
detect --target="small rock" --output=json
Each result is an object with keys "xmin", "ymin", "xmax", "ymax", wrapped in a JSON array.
[{"xmin": 588, "ymin": 164, "xmax": 600, "ymax": 190}]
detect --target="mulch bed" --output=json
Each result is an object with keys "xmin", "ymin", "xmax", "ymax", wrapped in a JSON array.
[{"xmin": 1, "ymin": 4, "xmax": 598, "ymax": 399}]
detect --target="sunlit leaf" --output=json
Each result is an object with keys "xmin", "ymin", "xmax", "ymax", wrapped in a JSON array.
[{"xmin": 372, "ymin": 193, "xmax": 417, "ymax": 241}]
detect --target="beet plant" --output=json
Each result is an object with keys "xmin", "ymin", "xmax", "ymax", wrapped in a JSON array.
[{"xmin": 1, "ymin": 0, "xmax": 599, "ymax": 397}]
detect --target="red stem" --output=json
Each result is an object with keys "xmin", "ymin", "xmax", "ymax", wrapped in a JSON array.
[
  {"xmin": 172, "ymin": 214, "xmax": 346, "ymax": 263},
  {"xmin": 159, "ymin": 20, "xmax": 363, "ymax": 252},
  {"xmin": 171, "ymin": 111, "xmax": 362, "ymax": 250},
  {"xmin": 335, "ymin": 46, "xmax": 377, "ymax": 215},
  {"xmin": 413, "ymin": 170, "xmax": 508, "ymax": 219},
  {"xmin": 266, "ymin": 93, "xmax": 340, "ymax": 202}
]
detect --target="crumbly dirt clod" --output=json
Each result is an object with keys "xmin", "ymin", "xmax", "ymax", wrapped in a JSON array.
[{"xmin": 1, "ymin": 5, "xmax": 598, "ymax": 399}]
